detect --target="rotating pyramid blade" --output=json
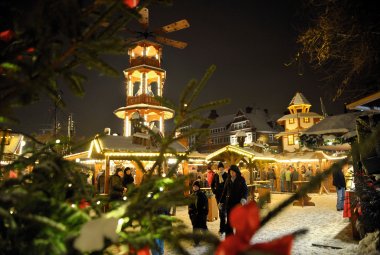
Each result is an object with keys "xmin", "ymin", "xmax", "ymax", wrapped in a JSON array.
[
  {"xmin": 155, "ymin": 36, "xmax": 188, "ymax": 49},
  {"xmin": 138, "ymin": 7, "xmax": 149, "ymax": 29},
  {"xmin": 154, "ymin": 19, "xmax": 190, "ymax": 34}
]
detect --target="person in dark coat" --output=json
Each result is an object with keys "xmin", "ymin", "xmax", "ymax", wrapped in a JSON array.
[
  {"xmin": 188, "ymin": 180, "xmax": 208, "ymax": 246},
  {"xmin": 332, "ymin": 166, "xmax": 346, "ymax": 211},
  {"xmin": 96, "ymin": 169, "xmax": 105, "ymax": 194},
  {"xmin": 211, "ymin": 161, "xmax": 228, "ymax": 235},
  {"xmin": 291, "ymin": 167, "xmax": 299, "ymax": 192},
  {"xmin": 221, "ymin": 164, "xmax": 248, "ymax": 236},
  {"xmin": 109, "ymin": 168, "xmax": 126, "ymax": 201},
  {"xmin": 123, "ymin": 167, "xmax": 134, "ymax": 188}
]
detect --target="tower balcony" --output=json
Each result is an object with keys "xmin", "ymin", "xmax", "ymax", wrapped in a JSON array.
[
  {"xmin": 127, "ymin": 95, "xmax": 160, "ymax": 106},
  {"xmin": 130, "ymin": 57, "xmax": 160, "ymax": 68}
]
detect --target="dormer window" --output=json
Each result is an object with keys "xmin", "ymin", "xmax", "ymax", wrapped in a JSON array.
[{"xmin": 289, "ymin": 118, "xmax": 295, "ymax": 124}]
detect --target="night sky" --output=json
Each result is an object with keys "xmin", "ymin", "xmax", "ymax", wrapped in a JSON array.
[{"xmin": 14, "ymin": 0, "xmax": 346, "ymax": 137}]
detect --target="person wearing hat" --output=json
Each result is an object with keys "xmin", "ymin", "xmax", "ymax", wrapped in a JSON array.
[
  {"xmin": 220, "ymin": 164, "xmax": 248, "ymax": 236},
  {"xmin": 188, "ymin": 180, "xmax": 208, "ymax": 246},
  {"xmin": 211, "ymin": 161, "xmax": 228, "ymax": 236}
]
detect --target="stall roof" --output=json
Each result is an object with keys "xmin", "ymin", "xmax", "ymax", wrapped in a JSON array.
[
  {"xmin": 206, "ymin": 145, "xmax": 346, "ymax": 163},
  {"xmin": 346, "ymin": 91, "xmax": 380, "ymax": 112},
  {"xmin": 206, "ymin": 145, "xmax": 276, "ymax": 162},
  {"xmin": 302, "ymin": 112, "xmax": 364, "ymax": 136}
]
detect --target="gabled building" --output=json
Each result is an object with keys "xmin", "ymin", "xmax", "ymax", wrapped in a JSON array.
[
  {"xmin": 197, "ymin": 107, "xmax": 282, "ymax": 153},
  {"xmin": 276, "ymin": 92, "xmax": 323, "ymax": 152}
]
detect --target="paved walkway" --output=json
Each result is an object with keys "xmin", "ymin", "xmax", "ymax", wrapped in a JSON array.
[{"xmin": 165, "ymin": 193, "xmax": 359, "ymax": 254}]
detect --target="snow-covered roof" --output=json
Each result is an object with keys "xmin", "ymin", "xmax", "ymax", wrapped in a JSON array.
[
  {"xmin": 245, "ymin": 110, "xmax": 277, "ymax": 132},
  {"xmin": 302, "ymin": 112, "xmax": 364, "ymax": 135},
  {"xmin": 89, "ymin": 134, "xmax": 187, "ymax": 158},
  {"xmin": 289, "ymin": 92, "xmax": 311, "ymax": 106},
  {"xmin": 206, "ymin": 145, "xmax": 276, "ymax": 161},
  {"xmin": 274, "ymin": 151, "xmax": 346, "ymax": 161},
  {"xmin": 208, "ymin": 114, "xmax": 235, "ymax": 129}
]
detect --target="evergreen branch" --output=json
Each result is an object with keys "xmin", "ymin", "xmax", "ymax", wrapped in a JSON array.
[
  {"xmin": 186, "ymin": 65, "xmax": 216, "ymax": 107},
  {"xmin": 18, "ymin": 214, "xmax": 67, "ymax": 232}
]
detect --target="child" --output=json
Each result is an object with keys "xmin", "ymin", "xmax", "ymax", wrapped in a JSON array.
[{"xmin": 188, "ymin": 180, "xmax": 208, "ymax": 246}]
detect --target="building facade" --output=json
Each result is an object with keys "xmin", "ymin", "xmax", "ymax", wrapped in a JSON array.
[
  {"xmin": 276, "ymin": 92, "xmax": 323, "ymax": 152},
  {"xmin": 196, "ymin": 107, "xmax": 282, "ymax": 153}
]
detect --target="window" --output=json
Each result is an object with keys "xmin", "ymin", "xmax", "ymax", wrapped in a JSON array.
[
  {"xmin": 288, "ymin": 135, "xmax": 294, "ymax": 145},
  {"xmin": 304, "ymin": 117, "xmax": 309, "ymax": 123},
  {"xmin": 230, "ymin": 135, "xmax": 237, "ymax": 145},
  {"xmin": 289, "ymin": 118, "xmax": 295, "ymax": 124},
  {"xmin": 269, "ymin": 134, "xmax": 274, "ymax": 142}
]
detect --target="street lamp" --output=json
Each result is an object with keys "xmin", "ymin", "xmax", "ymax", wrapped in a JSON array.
[{"xmin": 236, "ymin": 131, "xmax": 247, "ymax": 148}]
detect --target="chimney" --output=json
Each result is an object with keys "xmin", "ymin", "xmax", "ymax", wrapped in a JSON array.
[
  {"xmin": 245, "ymin": 106, "xmax": 253, "ymax": 113},
  {"xmin": 208, "ymin": 109, "xmax": 219, "ymax": 119}
]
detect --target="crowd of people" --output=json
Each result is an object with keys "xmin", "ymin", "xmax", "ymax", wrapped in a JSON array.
[
  {"xmin": 92, "ymin": 161, "xmax": 348, "ymax": 250},
  {"xmin": 188, "ymin": 162, "xmax": 248, "ymax": 245},
  {"xmin": 95, "ymin": 167, "xmax": 135, "ymax": 200}
]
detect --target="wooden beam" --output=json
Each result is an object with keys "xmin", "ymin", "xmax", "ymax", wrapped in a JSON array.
[{"xmin": 104, "ymin": 156, "xmax": 110, "ymax": 194}]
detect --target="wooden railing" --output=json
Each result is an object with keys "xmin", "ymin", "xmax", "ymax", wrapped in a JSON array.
[
  {"xmin": 130, "ymin": 57, "xmax": 160, "ymax": 68},
  {"xmin": 127, "ymin": 95, "xmax": 160, "ymax": 106}
]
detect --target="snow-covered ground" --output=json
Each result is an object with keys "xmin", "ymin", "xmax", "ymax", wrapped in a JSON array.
[{"xmin": 165, "ymin": 193, "xmax": 359, "ymax": 254}]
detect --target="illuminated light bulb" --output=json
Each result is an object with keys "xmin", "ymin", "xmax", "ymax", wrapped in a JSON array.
[
  {"xmin": 75, "ymin": 158, "xmax": 80, "ymax": 163},
  {"xmin": 96, "ymin": 201, "xmax": 101, "ymax": 205},
  {"xmin": 161, "ymin": 173, "xmax": 166, "ymax": 177},
  {"xmin": 68, "ymin": 183, "xmax": 72, "ymax": 187},
  {"xmin": 9, "ymin": 209, "xmax": 14, "ymax": 215},
  {"xmin": 159, "ymin": 187, "xmax": 164, "ymax": 192},
  {"xmin": 71, "ymin": 204, "xmax": 76, "ymax": 208},
  {"xmin": 55, "ymin": 139, "xmax": 61, "ymax": 144},
  {"xmin": 123, "ymin": 196, "xmax": 127, "ymax": 201},
  {"xmin": 147, "ymin": 192, "xmax": 152, "ymax": 198}
]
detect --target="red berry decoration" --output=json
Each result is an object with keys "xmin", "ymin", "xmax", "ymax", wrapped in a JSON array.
[
  {"xmin": 123, "ymin": 0, "xmax": 140, "ymax": 8},
  {"xmin": 0, "ymin": 29, "xmax": 14, "ymax": 42},
  {"xmin": 26, "ymin": 47, "xmax": 36, "ymax": 53}
]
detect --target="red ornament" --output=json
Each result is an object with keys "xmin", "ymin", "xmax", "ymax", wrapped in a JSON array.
[
  {"xmin": 0, "ymin": 30, "xmax": 14, "ymax": 42},
  {"xmin": 79, "ymin": 199, "xmax": 90, "ymax": 209},
  {"xmin": 26, "ymin": 47, "xmax": 36, "ymax": 53},
  {"xmin": 127, "ymin": 246, "xmax": 151, "ymax": 255},
  {"xmin": 123, "ymin": 0, "xmax": 140, "ymax": 8},
  {"xmin": 216, "ymin": 201, "xmax": 294, "ymax": 255}
]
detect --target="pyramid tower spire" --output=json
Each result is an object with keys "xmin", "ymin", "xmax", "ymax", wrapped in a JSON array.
[
  {"xmin": 288, "ymin": 92, "xmax": 312, "ymax": 114},
  {"xmin": 113, "ymin": 40, "xmax": 174, "ymax": 136}
]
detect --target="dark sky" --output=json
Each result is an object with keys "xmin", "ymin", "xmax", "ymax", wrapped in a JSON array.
[{"xmin": 15, "ymin": 0, "xmax": 345, "ymax": 137}]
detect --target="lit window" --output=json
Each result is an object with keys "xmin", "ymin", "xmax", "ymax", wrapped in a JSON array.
[
  {"xmin": 289, "ymin": 118, "xmax": 295, "ymax": 124},
  {"xmin": 304, "ymin": 117, "xmax": 309, "ymax": 123},
  {"xmin": 288, "ymin": 135, "xmax": 294, "ymax": 145}
]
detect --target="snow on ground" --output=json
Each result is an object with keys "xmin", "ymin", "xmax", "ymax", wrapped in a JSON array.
[{"xmin": 165, "ymin": 193, "xmax": 359, "ymax": 255}]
